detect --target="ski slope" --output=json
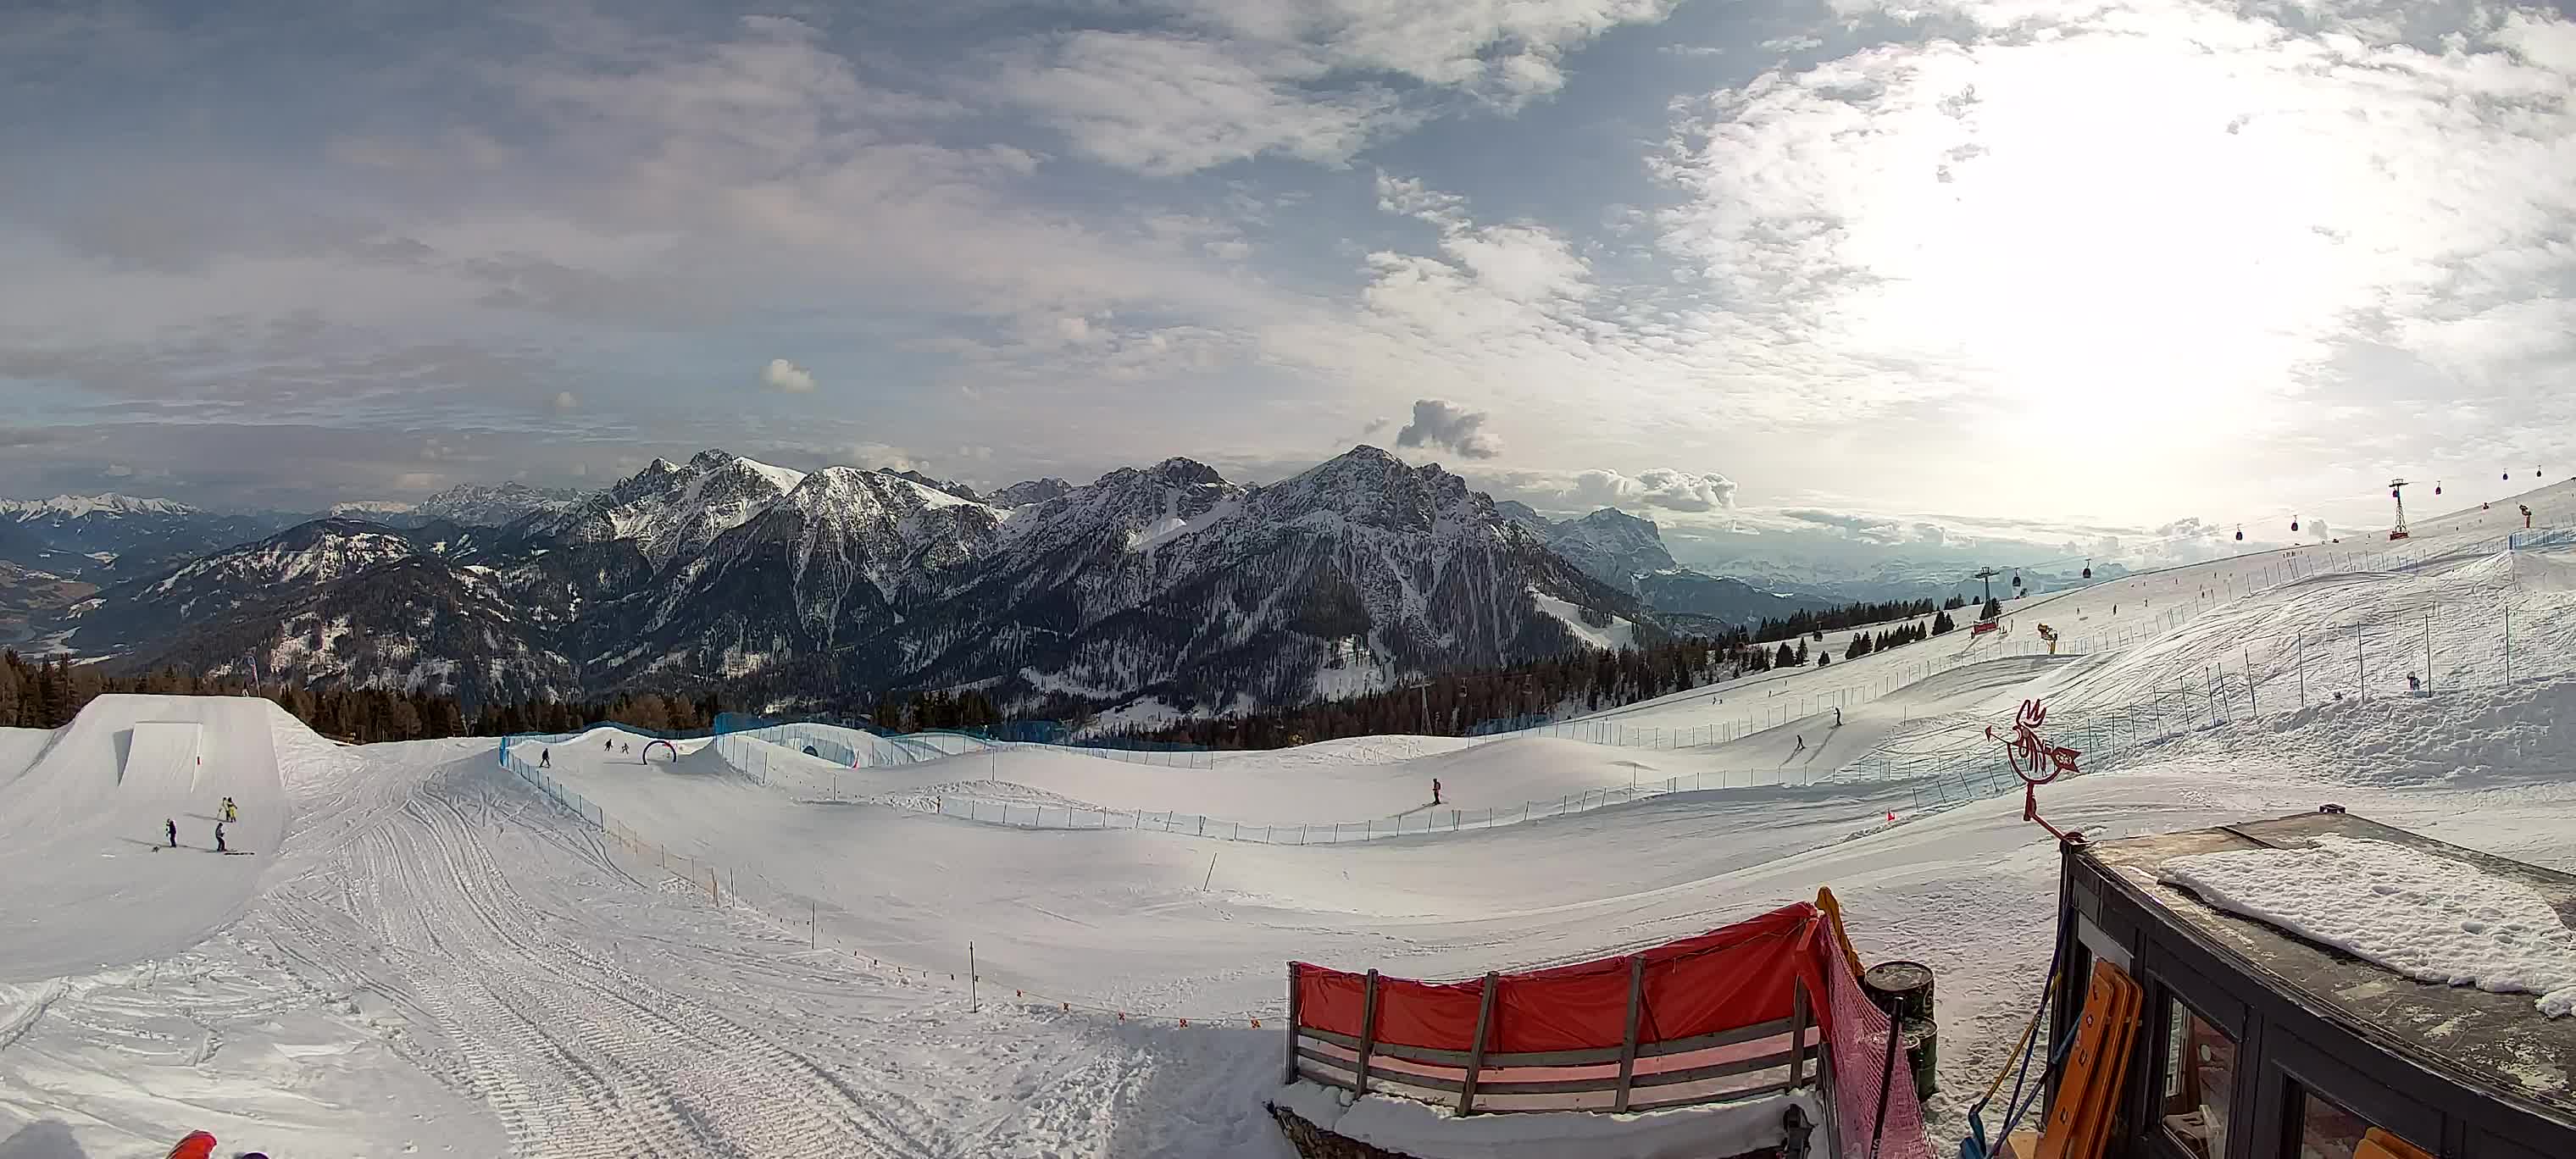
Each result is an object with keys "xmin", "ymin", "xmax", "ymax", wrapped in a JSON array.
[
  {"xmin": 0, "ymin": 696, "xmax": 284, "ymax": 983},
  {"xmin": 6, "ymin": 483, "xmax": 2576, "ymax": 1157}
]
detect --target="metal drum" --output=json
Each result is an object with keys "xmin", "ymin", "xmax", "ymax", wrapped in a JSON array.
[{"xmin": 1863, "ymin": 961, "xmax": 1939, "ymax": 1098}]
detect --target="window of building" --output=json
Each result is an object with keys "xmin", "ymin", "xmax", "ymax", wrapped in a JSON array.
[
  {"xmin": 2294, "ymin": 1086, "xmax": 2372, "ymax": 1159},
  {"xmin": 2293, "ymin": 1087, "xmax": 2429, "ymax": 1159},
  {"xmin": 2159, "ymin": 998, "xmax": 2234, "ymax": 1158}
]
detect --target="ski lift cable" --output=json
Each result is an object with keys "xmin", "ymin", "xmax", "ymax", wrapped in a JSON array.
[{"xmin": 1982, "ymin": 467, "xmax": 2540, "ymax": 576}]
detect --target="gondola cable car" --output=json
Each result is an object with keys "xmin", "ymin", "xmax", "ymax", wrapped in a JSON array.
[
  {"xmin": 2234, "ymin": 524, "xmax": 2244, "ymax": 541},
  {"xmin": 2080, "ymin": 559, "xmax": 2092, "ymax": 580},
  {"xmin": 2291, "ymin": 514, "xmax": 2301, "ymax": 532}
]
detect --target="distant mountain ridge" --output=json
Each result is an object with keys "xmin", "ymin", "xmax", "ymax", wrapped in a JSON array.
[{"xmin": 46, "ymin": 447, "xmax": 1663, "ymax": 714}]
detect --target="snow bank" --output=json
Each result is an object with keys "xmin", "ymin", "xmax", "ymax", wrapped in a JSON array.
[
  {"xmin": 1274, "ymin": 1080, "xmax": 1820, "ymax": 1159},
  {"xmin": 2158, "ymin": 835, "xmax": 2576, "ymax": 1017}
]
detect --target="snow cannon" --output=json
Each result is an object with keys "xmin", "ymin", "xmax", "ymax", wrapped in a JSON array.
[{"xmin": 2040, "ymin": 807, "xmax": 2576, "ymax": 1159}]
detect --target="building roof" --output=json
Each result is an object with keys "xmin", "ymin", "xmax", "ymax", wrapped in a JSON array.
[{"xmin": 2079, "ymin": 810, "xmax": 2576, "ymax": 1123}]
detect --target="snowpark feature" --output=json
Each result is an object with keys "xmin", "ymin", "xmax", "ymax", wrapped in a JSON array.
[{"xmin": 4, "ymin": 480, "xmax": 2576, "ymax": 1157}]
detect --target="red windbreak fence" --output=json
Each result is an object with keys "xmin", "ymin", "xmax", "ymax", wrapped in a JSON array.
[{"xmin": 1287, "ymin": 902, "xmax": 1838, "ymax": 1117}]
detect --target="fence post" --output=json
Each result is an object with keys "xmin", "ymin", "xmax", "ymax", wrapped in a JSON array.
[
  {"xmin": 1787, "ymin": 978, "xmax": 1810, "ymax": 1092},
  {"xmin": 1284, "ymin": 962, "xmax": 1304, "ymax": 1084},
  {"xmin": 1353, "ymin": 970, "xmax": 1382, "ymax": 1095},
  {"xmin": 1458, "ymin": 972, "xmax": 1499, "ymax": 1115},
  {"xmin": 1613, "ymin": 954, "xmax": 1647, "ymax": 1112},
  {"xmin": 2358, "ymin": 633, "xmax": 2367, "ymax": 703},
  {"xmin": 2245, "ymin": 649, "xmax": 2258, "ymax": 717}
]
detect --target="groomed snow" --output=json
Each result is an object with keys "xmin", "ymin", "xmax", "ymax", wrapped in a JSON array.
[
  {"xmin": 7, "ymin": 480, "xmax": 2576, "ymax": 1156},
  {"xmin": 2159, "ymin": 835, "xmax": 2576, "ymax": 1017}
]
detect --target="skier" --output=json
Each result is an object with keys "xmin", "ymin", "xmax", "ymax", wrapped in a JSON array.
[
  {"xmin": 1792, "ymin": 735, "xmax": 1806, "ymax": 756},
  {"xmin": 1430, "ymin": 778, "xmax": 1443, "ymax": 806},
  {"xmin": 539, "ymin": 748, "xmax": 551, "ymax": 768},
  {"xmin": 165, "ymin": 818, "xmax": 177, "ymax": 848},
  {"xmin": 1833, "ymin": 707, "xmax": 1843, "ymax": 728},
  {"xmin": 213, "ymin": 822, "xmax": 227, "ymax": 854},
  {"xmin": 219, "ymin": 796, "xmax": 236, "ymax": 822},
  {"xmin": 604, "ymin": 737, "xmax": 613, "ymax": 751},
  {"xmin": 2407, "ymin": 673, "xmax": 2422, "ymax": 695}
]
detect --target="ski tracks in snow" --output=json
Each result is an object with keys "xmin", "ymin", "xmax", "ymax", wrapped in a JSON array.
[{"xmin": 245, "ymin": 746, "xmax": 1228, "ymax": 1158}]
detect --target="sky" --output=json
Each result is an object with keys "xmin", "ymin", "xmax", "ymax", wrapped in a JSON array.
[{"xmin": 3, "ymin": 0, "xmax": 2573, "ymax": 569}]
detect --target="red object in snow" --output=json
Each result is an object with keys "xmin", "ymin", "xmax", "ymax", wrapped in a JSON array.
[
  {"xmin": 1293, "ymin": 903, "xmax": 1825, "ymax": 1053},
  {"xmin": 1968, "ymin": 619, "xmax": 2001, "ymax": 636},
  {"xmin": 167, "ymin": 1132, "xmax": 219, "ymax": 1159}
]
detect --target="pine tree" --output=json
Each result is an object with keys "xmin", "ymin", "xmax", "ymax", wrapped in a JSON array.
[{"xmin": 1981, "ymin": 596, "xmax": 2003, "ymax": 621}]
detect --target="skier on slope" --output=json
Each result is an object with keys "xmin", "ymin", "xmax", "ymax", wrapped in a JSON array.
[
  {"xmin": 1792, "ymin": 735, "xmax": 1806, "ymax": 756},
  {"xmin": 1833, "ymin": 707, "xmax": 1842, "ymax": 728},
  {"xmin": 539, "ymin": 748, "xmax": 551, "ymax": 768},
  {"xmin": 1431, "ymin": 778, "xmax": 1443, "ymax": 806},
  {"xmin": 165, "ymin": 818, "xmax": 177, "ymax": 848},
  {"xmin": 213, "ymin": 822, "xmax": 227, "ymax": 854},
  {"xmin": 2407, "ymin": 673, "xmax": 2423, "ymax": 695}
]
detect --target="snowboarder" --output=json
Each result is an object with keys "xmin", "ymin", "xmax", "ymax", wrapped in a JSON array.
[
  {"xmin": 213, "ymin": 823, "xmax": 227, "ymax": 854},
  {"xmin": 1430, "ymin": 778, "xmax": 1443, "ymax": 806},
  {"xmin": 165, "ymin": 818, "xmax": 177, "ymax": 848},
  {"xmin": 539, "ymin": 748, "xmax": 551, "ymax": 768}
]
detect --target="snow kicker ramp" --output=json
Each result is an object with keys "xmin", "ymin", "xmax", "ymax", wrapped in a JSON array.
[{"xmin": 0, "ymin": 695, "xmax": 286, "ymax": 983}]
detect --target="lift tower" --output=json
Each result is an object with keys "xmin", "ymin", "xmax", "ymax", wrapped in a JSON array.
[{"xmin": 2388, "ymin": 479, "xmax": 2412, "ymax": 541}]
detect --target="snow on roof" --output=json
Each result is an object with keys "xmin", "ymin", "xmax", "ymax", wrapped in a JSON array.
[{"xmin": 2159, "ymin": 835, "xmax": 2576, "ymax": 1018}]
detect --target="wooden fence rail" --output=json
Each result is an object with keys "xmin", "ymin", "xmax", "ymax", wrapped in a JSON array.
[{"xmin": 1289, "ymin": 978, "xmax": 1818, "ymax": 1116}]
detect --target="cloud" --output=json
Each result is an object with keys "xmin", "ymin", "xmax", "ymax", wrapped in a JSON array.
[
  {"xmin": 1568, "ymin": 467, "xmax": 1738, "ymax": 512},
  {"xmin": 1395, "ymin": 398, "xmax": 1502, "ymax": 458},
  {"xmin": 551, "ymin": 391, "xmax": 579, "ymax": 413},
  {"xmin": 981, "ymin": 1, "xmax": 1685, "ymax": 175},
  {"xmin": 103, "ymin": 463, "xmax": 133, "ymax": 477},
  {"xmin": 761, "ymin": 358, "xmax": 817, "ymax": 393},
  {"xmin": 849, "ymin": 441, "xmax": 921, "ymax": 472}
]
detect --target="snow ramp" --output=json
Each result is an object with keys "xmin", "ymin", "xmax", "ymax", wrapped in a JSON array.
[{"xmin": 0, "ymin": 695, "xmax": 286, "ymax": 983}]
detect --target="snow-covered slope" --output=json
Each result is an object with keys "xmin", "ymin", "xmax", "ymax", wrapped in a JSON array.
[
  {"xmin": 9, "ymin": 499, "xmax": 2576, "ymax": 1156},
  {"xmin": 0, "ymin": 494, "xmax": 196, "ymax": 519}
]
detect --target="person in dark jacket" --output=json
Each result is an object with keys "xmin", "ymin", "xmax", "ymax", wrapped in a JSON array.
[
  {"xmin": 214, "ymin": 823, "xmax": 227, "ymax": 854},
  {"xmin": 166, "ymin": 818, "xmax": 177, "ymax": 848}
]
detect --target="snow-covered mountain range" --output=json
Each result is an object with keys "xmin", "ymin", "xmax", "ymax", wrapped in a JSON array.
[
  {"xmin": 42, "ymin": 448, "xmax": 1661, "ymax": 713},
  {"xmin": 0, "ymin": 494, "xmax": 302, "ymax": 582}
]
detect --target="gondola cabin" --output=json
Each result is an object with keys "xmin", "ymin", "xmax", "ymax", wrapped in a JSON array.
[{"xmin": 2047, "ymin": 809, "xmax": 2575, "ymax": 1159}]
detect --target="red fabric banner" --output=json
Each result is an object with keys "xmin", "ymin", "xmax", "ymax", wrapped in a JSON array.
[{"xmin": 1294, "ymin": 902, "xmax": 1826, "ymax": 1055}]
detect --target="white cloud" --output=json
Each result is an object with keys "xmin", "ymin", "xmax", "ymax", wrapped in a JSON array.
[
  {"xmin": 849, "ymin": 441, "xmax": 920, "ymax": 472},
  {"xmin": 103, "ymin": 463, "xmax": 132, "ymax": 477},
  {"xmin": 761, "ymin": 358, "xmax": 817, "ymax": 392},
  {"xmin": 551, "ymin": 391, "xmax": 578, "ymax": 413},
  {"xmin": 985, "ymin": 33, "xmax": 1403, "ymax": 176},
  {"xmin": 1395, "ymin": 398, "xmax": 1502, "ymax": 458},
  {"xmin": 981, "ymin": 0, "xmax": 1685, "ymax": 175},
  {"xmin": 1569, "ymin": 467, "xmax": 1738, "ymax": 512}
]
